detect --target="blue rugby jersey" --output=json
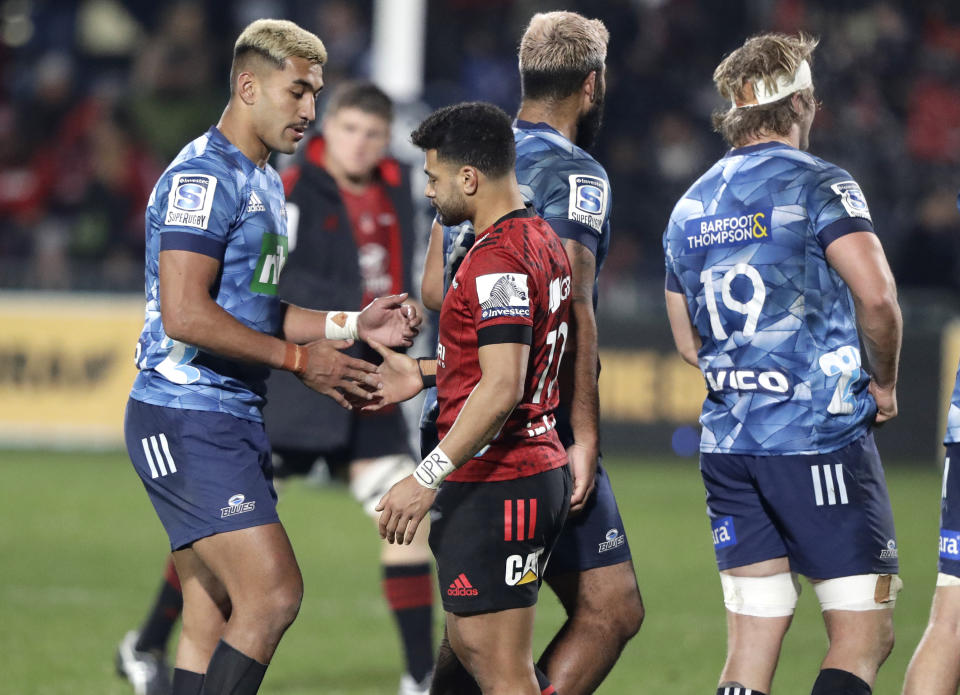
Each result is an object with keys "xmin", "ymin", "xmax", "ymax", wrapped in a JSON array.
[
  {"xmin": 421, "ymin": 121, "xmax": 612, "ymax": 436},
  {"xmin": 130, "ymin": 126, "xmax": 289, "ymax": 422},
  {"xmin": 944, "ymin": 194, "xmax": 960, "ymax": 445},
  {"xmin": 664, "ymin": 142, "xmax": 878, "ymax": 455},
  {"xmin": 947, "ymin": 372, "xmax": 960, "ymax": 445}
]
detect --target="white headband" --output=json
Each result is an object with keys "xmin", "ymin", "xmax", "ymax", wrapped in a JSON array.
[{"xmin": 732, "ymin": 60, "xmax": 812, "ymax": 108}]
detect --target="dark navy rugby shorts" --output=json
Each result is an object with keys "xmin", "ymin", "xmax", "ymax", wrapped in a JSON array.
[
  {"xmin": 544, "ymin": 461, "xmax": 634, "ymax": 577},
  {"xmin": 938, "ymin": 443, "xmax": 960, "ymax": 577},
  {"xmin": 125, "ymin": 398, "xmax": 280, "ymax": 550},
  {"xmin": 700, "ymin": 432, "xmax": 898, "ymax": 579}
]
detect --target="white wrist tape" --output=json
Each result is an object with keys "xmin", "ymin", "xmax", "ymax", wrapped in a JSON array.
[
  {"xmin": 414, "ymin": 446, "xmax": 456, "ymax": 490},
  {"xmin": 325, "ymin": 311, "xmax": 359, "ymax": 340}
]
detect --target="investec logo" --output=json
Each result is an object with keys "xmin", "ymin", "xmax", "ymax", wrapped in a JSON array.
[
  {"xmin": 250, "ymin": 233, "xmax": 288, "ymax": 295},
  {"xmin": 684, "ymin": 208, "xmax": 772, "ymax": 250}
]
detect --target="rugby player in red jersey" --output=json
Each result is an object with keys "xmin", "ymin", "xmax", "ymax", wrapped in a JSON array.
[{"xmin": 369, "ymin": 101, "xmax": 572, "ymax": 695}]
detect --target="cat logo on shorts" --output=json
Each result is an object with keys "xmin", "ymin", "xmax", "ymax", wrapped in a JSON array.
[{"xmin": 505, "ymin": 548, "xmax": 544, "ymax": 586}]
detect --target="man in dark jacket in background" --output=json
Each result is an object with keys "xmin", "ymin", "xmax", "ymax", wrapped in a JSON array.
[{"xmin": 264, "ymin": 81, "xmax": 433, "ymax": 695}]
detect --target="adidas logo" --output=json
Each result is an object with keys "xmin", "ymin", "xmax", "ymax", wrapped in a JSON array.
[
  {"xmin": 247, "ymin": 191, "xmax": 266, "ymax": 213},
  {"xmin": 447, "ymin": 573, "xmax": 478, "ymax": 597}
]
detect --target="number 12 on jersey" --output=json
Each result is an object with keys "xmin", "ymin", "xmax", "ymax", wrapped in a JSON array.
[{"xmin": 532, "ymin": 275, "xmax": 571, "ymax": 404}]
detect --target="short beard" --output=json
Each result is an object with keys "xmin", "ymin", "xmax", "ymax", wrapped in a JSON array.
[
  {"xmin": 434, "ymin": 198, "xmax": 470, "ymax": 227},
  {"xmin": 575, "ymin": 98, "xmax": 604, "ymax": 150}
]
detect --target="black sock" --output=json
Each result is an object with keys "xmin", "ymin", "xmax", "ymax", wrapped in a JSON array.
[
  {"xmin": 383, "ymin": 563, "xmax": 434, "ymax": 682},
  {"xmin": 136, "ymin": 558, "xmax": 183, "ymax": 653},
  {"xmin": 200, "ymin": 640, "xmax": 267, "ymax": 695},
  {"xmin": 173, "ymin": 668, "xmax": 204, "ymax": 695},
  {"xmin": 716, "ymin": 688, "xmax": 766, "ymax": 695},
  {"xmin": 535, "ymin": 666, "xmax": 557, "ymax": 694},
  {"xmin": 811, "ymin": 668, "xmax": 871, "ymax": 695}
]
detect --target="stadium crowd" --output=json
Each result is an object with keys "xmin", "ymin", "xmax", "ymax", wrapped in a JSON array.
[{"xmin": 2, "ymin": 0, "xmax": 960, "ymax": 301}]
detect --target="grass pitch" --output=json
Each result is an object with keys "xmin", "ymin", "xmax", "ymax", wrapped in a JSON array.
[{"xmin": 0, "ymin": 450, "xmax": 942, "ymax": 694}]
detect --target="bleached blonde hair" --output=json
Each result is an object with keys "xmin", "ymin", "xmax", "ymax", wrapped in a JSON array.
[
  {"xmin": 230, "ymin": 19, "xmax": 327, "ymax": 92},
  {"xmin": 712, "ymin": 33, "xmax": 819, "ymax": 147},
  {"xmin": 519, "ymin": 12, "xmax": 609, "ymax": 101}
]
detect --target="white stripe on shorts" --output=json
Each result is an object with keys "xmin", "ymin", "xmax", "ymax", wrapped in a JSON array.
[
  {"xmin": 944, "ymin": 457, "xmax": 951, "ymax": 500},
  {"xmin": 811, "ymin": 465, "xmax": 824, "ymax": 506},
  {"xmin": 150, "ymin": 436, "xmax": 167, "ymax": 477},
  {"xmin": 824, "ymin": 464, "xmax": 837, "ymax": 505},
  {"xmin": 141, "ymin": 437, "xmax": 158, "ymax": 479},
  {"xmin": 834, "ymin": 463, "xmax": 848, "ymax": 504},
  {"xmin": 158, "ymin": 433, "xmax": 177, "ymax": 474}
]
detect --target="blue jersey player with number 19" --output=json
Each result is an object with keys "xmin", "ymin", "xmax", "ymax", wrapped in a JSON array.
[
  {"xmin": 903, "ymin": 198, "xmax": 960, "ymax": 693},
  {"xmin": 420, "ymin": 12, "xmax": 643, "ymax": 695},
  {"xmin": 664, "ymin": 34, "xmax": 902, "ymax": 695},
  {"xmin": 124, "ymin": 19, "xmax": 419, "ymax": 695}
]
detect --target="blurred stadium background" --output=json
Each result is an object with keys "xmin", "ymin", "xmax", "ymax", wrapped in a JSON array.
[{"xmin": 2, "ymin": 0, "xmax": 959, "ymax": 693}]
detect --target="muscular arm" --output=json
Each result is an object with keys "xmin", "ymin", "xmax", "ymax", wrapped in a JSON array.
[
  {"xmin": 559, "ymin": 238, "xmax": 601, "ymax": 512},
  {"xmin": 665, "ymin": 288, "xmax": 701, "ymax": 367},
  {"xmin": 374, "ymin": 341, "xmax": 529, "ymax": 545},
  {"xmin": 282, "ymin": 304, "xmax": 336, "ymax": 344},
  {"xmin": 160, "ymin": 249, "xmax": 383, "ymax": 407},
  {"xmin": 561, "ymin": 239, "xmax": 600, "ymax": 450},
  {"xmin": 159, "ymin": 249, "xmax": 289, "ymax": 368},
  {"xmin": 421, "ymin": 219, "xmax": 445, "ymax": 311},
  {"xmin": 825, "ymin": 231, "xmax": 902, "ymax": 421},
  {"xmin": 440, "ymin": 342, "xmax": 528, "ymax": 465}
]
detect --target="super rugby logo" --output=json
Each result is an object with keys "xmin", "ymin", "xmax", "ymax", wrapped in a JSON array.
[
  {"xmin": 567, "ymin": 174, "xmax": 607, "ymax": 232},
  {"xmin": 476, "ymin": 273, "xmax": 530, "ymax": 320},
  {"xmin": 165, "ymin": 173, "xmax": 218, "ymax": 230}
]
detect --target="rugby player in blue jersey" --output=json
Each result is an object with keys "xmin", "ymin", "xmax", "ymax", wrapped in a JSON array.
[
  {"xmin": 124, "ymin": 19, "xmax": 418, "ymax": 695},
  {"xmin": 903, "ymin": 215, "xmax": 960, "ymax": 693},
  {"xmin": 421, "ymin": 12, "xmax": 643, "ymax": 695},
  {"xmin": 664, "ymin": 33, "xmax": 902, "ymax": 695}
]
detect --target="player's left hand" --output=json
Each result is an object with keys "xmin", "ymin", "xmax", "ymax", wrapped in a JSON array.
[
  {"xmin": 358, "ymin": 293, "xmax": 422, "ymax": 347},
  {"xmin": 869, "ymin": 380, "xmax": 898, "ymax": 425},
  {"xmin": 567, "ymin": 441, "xmax": 598, "ymax": 516},
  {"xmin": 376, "ymin": 475, "xmax": 436, "ymax": 544}
]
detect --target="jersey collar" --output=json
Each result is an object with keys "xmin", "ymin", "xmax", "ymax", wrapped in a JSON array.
[
  {"xmin": 491, "ymin": 206, "xmax": 535, "ymax": 227},
  {"xmin": 514, "ymin": 119, "xmax": 561, "ymax": 136},
  {"xmin": 725, "ymin": 141, "xmax": 794, "ymax": 158}
]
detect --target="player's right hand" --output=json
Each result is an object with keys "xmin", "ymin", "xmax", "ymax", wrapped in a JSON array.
[
  {"xmin": 298, "ymin": 338, "xmax": 382, "ymax": 409},
  {"xmin": 361, "ymin": 339, "xmax": 424, "ymax": 409},
  {"xmin": 376, "ymin": 474, "xmax": 436, "ymax": 544},
  {"xmin": 567, "ymin": 442, "xmax": 599, "ymax": 516},
  {"xmin": 869, "ymin": 380, "xmax": 898, "ymax": 425}
]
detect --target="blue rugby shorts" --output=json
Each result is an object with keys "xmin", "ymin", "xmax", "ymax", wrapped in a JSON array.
[
  {"xmin": 125, "ymin": 397, "xmax": 280, "ymax": 550},
  {"xmin": 700, "ymin": 432, "xmax": 898, "ymax": 579}
]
